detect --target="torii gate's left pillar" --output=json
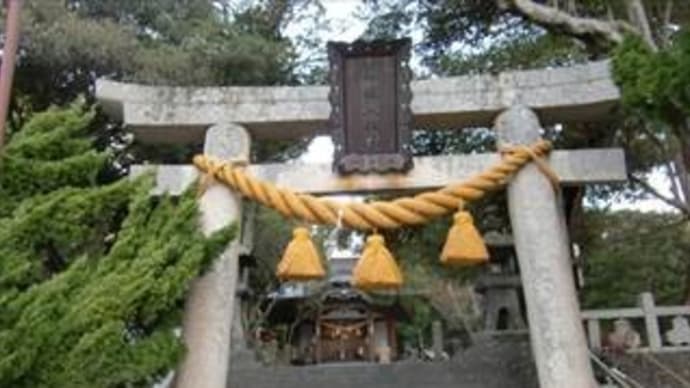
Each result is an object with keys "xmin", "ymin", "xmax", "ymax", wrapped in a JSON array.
[{"xmin": 175, "ymin": 123, "xmax": 250, "ymax": 388}]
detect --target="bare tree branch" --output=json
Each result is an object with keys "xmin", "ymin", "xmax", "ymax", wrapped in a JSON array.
[
  {"xmin": 666, "ymin": 160, "xmax": 685, "ymax": 205},
  {"xmin": 606, "ymin": 3, "xmax": 615, "ymax": 22},
  {"xmin": 624, "ymin": 123, "xmax": 688, "ymax": 210},
  {"xmin": 625, "ymin": 0, "xmax": 658, "ymax": 50},
  {"xmin": 639, "ymin": 125, "xmax": 670, "ymax": 156},
  {"xmin": 644, "ymin": 129, "xmax": 688, "ymax": 205},
  {"xmin": 502, "ymin": 0, "xmax": 641, "ymax": 47},
  {"xmin": 662, "ymin": 0, "xmax": 675, "ymax": 46},
  {"xmin": 630, "ymin": 174, "xmax": 690, "ymax": 215},
  {"xmin": 664, "ymin": 0, "xmax": 674, "ymax": 27},
  {"xmin": 673, "ymin": 151, "xmax": 690, "ymax": 204}
]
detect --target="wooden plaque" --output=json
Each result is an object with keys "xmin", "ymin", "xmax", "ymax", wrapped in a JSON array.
[{"xmin": 328, "ymin": 39, "xmax": 413, "ymax": 174}]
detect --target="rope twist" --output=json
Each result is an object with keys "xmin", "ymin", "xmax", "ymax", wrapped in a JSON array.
[{"xmin": 193, "ymin": 139, "xmax": 555, "ymax": 231}]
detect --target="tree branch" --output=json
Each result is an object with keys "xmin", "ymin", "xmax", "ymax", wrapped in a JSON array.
[
  {"xmin": 624, "ymin": 0, "xmax": 658, "ymax": 50},
  {"xmin": 502, "ymin": 0, "xmax": 640, "ymax": 47},
  {"xmin": 661, "ymin": 0, "xmax": 675, "ymax": 46},
  {"xmin": 639, "ymin": 125, "xmax": 670, "ymax": 156},
  {"xmin": 630, "ymin": 174, "xmax": 690, "ymax": 215},
  {"xmin": 624, "ymin": 124, "xmax": 688, "ymax": 209},
  {"xmin": 664, "ymin": 0, "xmax": 674, "ymax": 28},
  {"xmin": 660, "ymin": 153, "xmax": 684, "ymax": 204}
]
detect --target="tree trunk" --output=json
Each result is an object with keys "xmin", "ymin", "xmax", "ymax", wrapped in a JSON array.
[
  {"xmin": 685, "ymin": 255, "xmax": 690, "ymax": 305},
  {"xmin": 677, "ymin": 144, "xmax": 690, "ymax": 304},
  {"xmin": 506, "ymin": 0, "xmax": 636, "ymax": 47},
  {"xmin": 625, "ymin": 0, "xmax": 658, "ymax": 50},
  {"xmin": 673, "ymin": 122, "xmax": 690, "ymax": 208},
  {"xmin": 673, "ymin": 153, "xmax": 690, "ymax": 206}
]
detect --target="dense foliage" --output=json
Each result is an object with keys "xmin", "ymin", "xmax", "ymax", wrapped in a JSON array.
[
  {"xmin": 613, "ymin": 32, "xmax": 690, "ymax": 129},
  {"xmin": 582, "ymin": 211, "xmax": 688, "ymax": 308},
  {"xmin": 0, "ymin": 107, "xmax": 234, "ymax": 387},
  {"xmin": 16, "ymin": 0, "xmax": 297, "ymax": 109},
  {"xmin": 5, "ymin": 0, "xmax": 314, "ymax": 166}
]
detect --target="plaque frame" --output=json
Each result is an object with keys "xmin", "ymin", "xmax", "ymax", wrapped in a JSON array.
[{"xmin": 327, "ymin": 38, "xmax": 413, "ymax": 174}]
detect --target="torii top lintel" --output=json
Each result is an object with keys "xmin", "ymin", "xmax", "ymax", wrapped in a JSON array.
[{"xmin": 95, "ymin": 60, "xmax": 619, "ymax": 145}]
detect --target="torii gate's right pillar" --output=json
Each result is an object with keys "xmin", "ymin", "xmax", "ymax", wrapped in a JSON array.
[{"xmin": 496, "ymin": 105, "xmax": 596, "ymax": 388}]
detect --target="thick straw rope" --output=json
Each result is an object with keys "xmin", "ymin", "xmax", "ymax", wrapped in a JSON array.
[{"xmin": 193, "ymin": 139, "xmax": 556, "ymax": 231}]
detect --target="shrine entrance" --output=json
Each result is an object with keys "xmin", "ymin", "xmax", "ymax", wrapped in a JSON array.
[
  {"xmin": 98, "ymin": 38, "xmax": 628, "ymax": 388},
  {"xmin": 266, "ymin": 253, "xmax": 405, "ymax": 366},
  {"xmin": 315, "ymin": 289, "xmax": 375, "ymax": 363}
]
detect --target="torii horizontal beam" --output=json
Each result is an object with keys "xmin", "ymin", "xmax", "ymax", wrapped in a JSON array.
[
  {"xmin": 97, "ymin": 60, "xmax": 619, "ymax": 144},
  {"xmin": 131, "ymin": 148, "xmax": 626, "ymax": 196}
]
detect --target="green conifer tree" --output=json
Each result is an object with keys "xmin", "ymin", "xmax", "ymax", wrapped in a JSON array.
[{"xmin": 0, "ymin": 106, "xmax": 234, "ymax": 387}]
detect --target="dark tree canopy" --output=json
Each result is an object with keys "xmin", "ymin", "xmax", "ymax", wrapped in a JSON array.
[{"xmin": 8, "ymin": 0, "xmax": 301, "ymax": 129}]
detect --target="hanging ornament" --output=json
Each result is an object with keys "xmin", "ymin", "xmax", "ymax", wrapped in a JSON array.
[
  {"xmin": 276, "ymin": 227, "xmax": 326, "ymax": 281},
  {"xmin": 441, "ymin": 205, "xmax": 489, "ymax": 266},
  {"xmin": 352, "ymin": 233, "xmax": 403, "ymax": 290}
]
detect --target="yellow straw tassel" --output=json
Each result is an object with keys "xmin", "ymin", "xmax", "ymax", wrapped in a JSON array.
[
  {"xmin": 276, "ymin": 227, "xmax": 326, "ymax": 281},
  {"xmin": 441, "ymin": 211, "xmax": 489, "ymax": 266},
  {"xmin": 352, "ymin": 233, "xmax": 403, "ymax": 290}
]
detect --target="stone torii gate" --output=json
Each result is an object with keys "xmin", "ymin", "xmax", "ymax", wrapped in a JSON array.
[{"xmin": 97, "ymin": 60, "xmax": 626, "ymax": 388}]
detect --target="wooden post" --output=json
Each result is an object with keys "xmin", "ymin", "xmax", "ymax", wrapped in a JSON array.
[
  {"xmin": 368, "ymin": 313, "xmax": 375, "ymax": 362},
  {"xmin": 431, "ymin": 320, "xmax": 443, "ymax": 361},
  {"xmin": 496, "ymin": 106, "xmax": 596, "ymax": 388},
  {"xmin": 174, "ymin": 123, "xmax": 250, "ymax": 388},
  {"xmin": 640, "ymin": 292, "xmax": 662, "ymax": 350},
  {"xmin": 587, "ymin": 319, "xmax": 602, "ymax": 351}
]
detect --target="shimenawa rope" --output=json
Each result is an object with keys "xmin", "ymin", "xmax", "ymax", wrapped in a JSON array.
[{"xmin": 193, "ymin": 139, "xmax": 557, "ymax": 231}]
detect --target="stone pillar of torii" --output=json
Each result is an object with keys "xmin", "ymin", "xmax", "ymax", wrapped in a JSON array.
[{"xmin": 98, "ymin": 60, "xmax": 627, "ymax": 388}]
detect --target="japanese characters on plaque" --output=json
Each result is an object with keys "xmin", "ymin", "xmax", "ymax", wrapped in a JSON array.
[{"xmin": 327, "ymin": 39, "xmax": 413, "ymax": 175}]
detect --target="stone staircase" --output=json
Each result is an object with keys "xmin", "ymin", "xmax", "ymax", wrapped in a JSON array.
[
  {"xmin": 230, "ymin": 361, "xmax": 534, "ymax": 388},
  {"xmin": 229, "ymin": 331, "xmax": 690, "ymax": 388},
  {"xmin": 229, "ymin": 335, "xmax": 537, "ymax": 388}
]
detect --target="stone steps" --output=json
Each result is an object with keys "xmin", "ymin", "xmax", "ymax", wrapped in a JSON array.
[
  {"xmin": 230, "ymin": 361, "xmax": 534, "ymax": 388},
  {"xmin": 229, "ymin": 336, "xmax": 537, "ymax": 388}
]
